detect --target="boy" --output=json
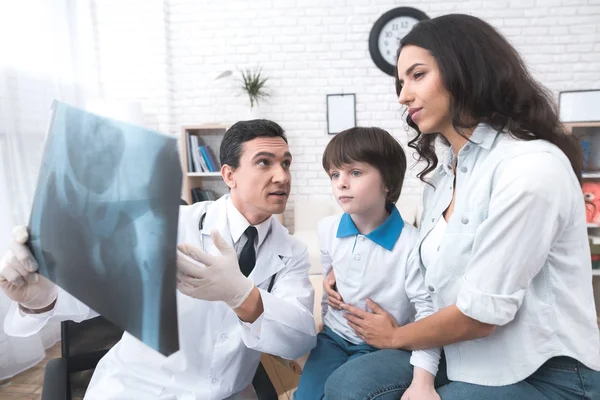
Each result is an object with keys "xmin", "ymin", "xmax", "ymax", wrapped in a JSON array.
[{"xmin": 294, "ymin": 127, "xmax": 440, "ymax": 399}]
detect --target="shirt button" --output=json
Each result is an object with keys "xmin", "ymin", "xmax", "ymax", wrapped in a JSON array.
[
  {"xmin": 461, "ymin": 216, "xmax": 469, "ymax": 224},
  {"xmin": 428, "ymin": 285, "xmax": 435, "ymax": 292},
  {"xmin": 431, "ymin": 218, "xmax": 435, "ymax": 222},
  {"xmin": 354, "ymin": 254, "xmax": 361, "ymax": 260},
  {"xmin": 460, "ymin": 166, "xmax": 468, "ymax": 173},
  {"xmin": 464, "ymin": 145, "xmax": 470, "ymax": 151},
  {"xmin": 220, "ymin": 333, "xmax": 228, "ymax": 341},
  {"xmin": 358, "ymin": 236, "xmax": 365, "ymax": 242},
  {"xmin": 212, "ymin": 378, "xmax": 219, "ymax": 385}
]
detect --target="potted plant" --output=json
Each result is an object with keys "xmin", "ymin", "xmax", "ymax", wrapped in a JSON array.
[{"xmin": 239, "ymin": 66, "xmax": 270, "ymax": 116}]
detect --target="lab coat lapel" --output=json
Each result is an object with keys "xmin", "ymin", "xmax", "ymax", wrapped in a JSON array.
[
  {"xmin": 249, "ymin": 219, "xmax": 292, "ymax": 287},
  {"xmin": 200, "ymin": 196, "xmax": 234, "ymax": 256}
]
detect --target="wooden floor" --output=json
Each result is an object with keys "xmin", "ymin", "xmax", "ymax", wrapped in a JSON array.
[{"xmin": 0, "ymin": 342, "xmax": 60, "ymax": 400}]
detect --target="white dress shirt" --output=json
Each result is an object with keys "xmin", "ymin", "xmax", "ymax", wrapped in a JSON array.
[
  {"xmin": 319, "ymin": 206, "xmax": 441, "ymax": 376},
  {"xmin": 226, "ymin": 198, "xmax": 270, "ymax": 254},
  {"xmin": 414, "ymin": 123, "xmax": 600, "ymax": 385},
  {"xmin": 4, "ymin": 195, "xmax": 317, "ymax": 400}
]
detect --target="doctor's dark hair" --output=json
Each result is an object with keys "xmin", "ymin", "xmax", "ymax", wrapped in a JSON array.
[
  {"xmin": 396, "ymin": 14, "xmax": 582, "ymax": 183},
  {"xmin": 322, "ymin": 127, "xmax": 407, "ymax": 204},
  {"xmin": 220, "ymin": 119, "xmax": 288, "ymax": 168}
]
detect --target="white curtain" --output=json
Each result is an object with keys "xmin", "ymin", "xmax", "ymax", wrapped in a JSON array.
[{"xmin": 0, "ymin": 0, "xmax": 100, "ymax": 380}]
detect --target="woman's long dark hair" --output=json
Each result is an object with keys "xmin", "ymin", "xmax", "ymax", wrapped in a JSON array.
[{"xmin": 395, "ymin": 14, "xmax": 582, "ymax": 184}]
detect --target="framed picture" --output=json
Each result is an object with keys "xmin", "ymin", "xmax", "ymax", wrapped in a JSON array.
[
  {"xmin": 326, "ymin": 93, "xmax": 356, "ymax": 135},
  {"xmin": 559, "ymin": 89, "xmax": 600, "ymax": 123}
]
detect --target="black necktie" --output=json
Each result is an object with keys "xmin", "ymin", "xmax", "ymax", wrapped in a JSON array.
[{"xmin": 239, "ymin": 226, "xmax": 257, "ymax": 277}]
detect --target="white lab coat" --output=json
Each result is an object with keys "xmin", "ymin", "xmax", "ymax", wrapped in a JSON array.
[{"xmin": 4, "ymin": 196, "xmax": 317, "ymax": 399}]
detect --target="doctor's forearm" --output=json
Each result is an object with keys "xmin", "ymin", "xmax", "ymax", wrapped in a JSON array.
[
  {"xmin": 234, "ymin": 286, "xmax": 264, "ymax": 323},
  {"xmin": 391, "ymin": 305, "xmax": 496, "ymax": 350}
]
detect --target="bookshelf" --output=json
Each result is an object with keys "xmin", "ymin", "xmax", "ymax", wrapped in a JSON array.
[
  {"xmin": 564, "ymin": 121, "xmax": 600, "ymax": 326},
  {"xmin": 180, "ymin": 124, "xmax": 230, "ymax": 205}
]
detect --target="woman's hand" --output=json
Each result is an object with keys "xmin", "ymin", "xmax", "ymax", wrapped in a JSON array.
[
  {"xmin": 324, "ymin": 269, "xmax": 344, "ymax": 310},
  {"xmin": 342, "ymin": 298, "xmax": 399, "ymax": 348}
]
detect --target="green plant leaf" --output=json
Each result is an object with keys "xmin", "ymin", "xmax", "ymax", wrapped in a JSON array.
[{"xmin": 239, "ymin": 66, "xmax": 270, "ymax": 109}]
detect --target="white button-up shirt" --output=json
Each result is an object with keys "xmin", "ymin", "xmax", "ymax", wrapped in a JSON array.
[
  {"xmin": 5, "ymin": 195, "xmax": 316, "ymax": 400},
  {"xmin": 319, "ymin": 207, "xmax": 440, "ymax": 376},
  {"xmin": 415, "ymin": 123, "xmax": 600, "ymax": 385}
]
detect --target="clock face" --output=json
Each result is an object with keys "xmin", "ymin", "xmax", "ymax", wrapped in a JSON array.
[
  {"xmin": 377, "ymin": 17, "xmax": 421, "ymax": 66},
  {"xmin": 368, "ymin": 8, "xmax": 430, "ymax": 76}
]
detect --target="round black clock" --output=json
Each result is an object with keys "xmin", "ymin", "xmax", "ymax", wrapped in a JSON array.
[{"xmin": 368, "ymin": 7, "xmax": 430, "ymax": 76}]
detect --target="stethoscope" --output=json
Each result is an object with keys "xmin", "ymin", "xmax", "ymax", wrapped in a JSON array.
[{"xmin": 197, "ymin": 212, "xmax": 208, "ymax": 250}]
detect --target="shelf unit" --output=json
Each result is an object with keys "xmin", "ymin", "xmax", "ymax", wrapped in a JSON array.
[
  {"xmin": 564, "ymin": 121, "xmax": 600, "ymax": 325},
  {"xmin": 187, "ymin": 172, "xmax": 222, "ymax": 178},
  {"xmin": 180, "ymin": 124, "xmax": 230, "ymax": 205},
  {"xmin": 563, "ymin": 122, "xmax": 600, "ymax": 132}
]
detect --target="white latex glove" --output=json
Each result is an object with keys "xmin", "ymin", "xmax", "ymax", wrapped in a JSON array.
[
  {"xmin": 0, "ymin": 225, "xmax": 58, "ymax": 311},
  {"xmin": 176, "ymin": 230, "xmax": 254, "ymax": 309}
]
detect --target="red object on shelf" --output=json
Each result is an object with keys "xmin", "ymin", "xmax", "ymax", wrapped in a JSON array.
[{"xmin": 583, "ymin": 181, "xmax": 600, "ymax": 225}]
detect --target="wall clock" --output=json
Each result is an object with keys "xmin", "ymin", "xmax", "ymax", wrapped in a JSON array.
[{"xmin": 368, "ymin": 7, "xmax": 430, "ymax": 76}]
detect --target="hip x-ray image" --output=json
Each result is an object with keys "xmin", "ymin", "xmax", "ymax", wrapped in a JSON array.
[{"xmin": 27, "ymin": 101, "xmax": 181, "ymax": 356}]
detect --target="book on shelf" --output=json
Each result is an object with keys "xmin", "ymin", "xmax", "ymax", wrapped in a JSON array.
[
  {"xmin": 186, "ymin": 132, "xmax": 194, "ymax": 172},
  {"xmin": 190, "ymin": 135, "xmax": 204, "ymax": 172},
  {"xmin": 185, "ymin": 133, "xmax": 220, "ymax": 173},
  {"xmin": 191, "ymin": 188, "xmax": 217, "ymax": 203},
  {"xmin": 196, "ymin": 144, "xmax": 210, "ymax": 172},
  {"xmin": 200, "ymin": 146, "xmax": 214, "ymax": 172},
  {"xmin": 204, "ymin": 146, "xmax": 220, "ymax": 171}
]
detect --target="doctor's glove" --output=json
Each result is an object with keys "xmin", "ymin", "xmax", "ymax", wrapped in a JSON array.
[
  {"xmin": 176, "ymin": 230, "xmax": 254, "ymax": 309},
  {"xmin": 0, "ymin": 225, "xmax": 58, "ymax": 312}
]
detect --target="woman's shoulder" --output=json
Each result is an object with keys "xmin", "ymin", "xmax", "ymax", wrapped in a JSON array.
[
  {"xmin": 493, "ymin": 135, "xmax": 573, "ymax": 176},
  {"xmin": 488, "ymin": 136, "xmax": 580, "ymax": 199},
  {"xmin": 494, "ymin": 133, "xmax": 565, "ymax": 159}
]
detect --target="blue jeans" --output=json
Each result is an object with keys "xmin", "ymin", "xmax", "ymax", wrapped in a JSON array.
[
  {"xmin": 294, "ymin": 327, "xmax": 384, "ymax": 400},
  {"xmin": 323, "ymin": 348, "xmax": 432, "ymax": 400},
  {"xmin": 324, "ymin": 350, "xmax": 600, "ymax": 399}
]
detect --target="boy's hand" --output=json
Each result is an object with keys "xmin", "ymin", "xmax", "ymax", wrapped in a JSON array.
[
  {"xmin": 324, "ymin": 269, "xmax": 344, "ymax": 310},
  {"xmin": 401, "ymin": 368, "xmax": 439, "ymax": 400},
  {"xmin": 401, "ymin": 385, "xmax": 440, "ymax": 400}
]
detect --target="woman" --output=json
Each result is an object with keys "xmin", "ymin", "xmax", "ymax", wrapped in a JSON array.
[{"xmin": 322, "ymin": 14, "xmax": 600, "ymax": 399}]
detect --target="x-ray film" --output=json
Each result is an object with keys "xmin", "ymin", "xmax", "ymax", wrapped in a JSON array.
[{"xmin": 27, "ymin": 101, "xmax": 181, "ymax": 356}]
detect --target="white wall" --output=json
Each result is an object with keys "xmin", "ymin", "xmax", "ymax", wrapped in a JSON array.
[{"xmin": 92, "ymin": 0, "xmax": 600, "ymax": 228}]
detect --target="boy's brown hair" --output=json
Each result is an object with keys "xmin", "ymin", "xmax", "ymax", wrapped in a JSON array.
[{"xmin": 322, "ymin": 127, "xmax": 407, "ymax": 204}]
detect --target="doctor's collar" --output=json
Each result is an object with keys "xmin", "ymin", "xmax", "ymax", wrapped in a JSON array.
[{"xmin": 226, "ymin": 197, "xmax": 271, "ymax": 247}]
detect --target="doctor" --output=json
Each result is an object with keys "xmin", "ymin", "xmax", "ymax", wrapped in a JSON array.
[{"xmin": 0, "ymin": 119, "xmax": 317, "ymax": 399}]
